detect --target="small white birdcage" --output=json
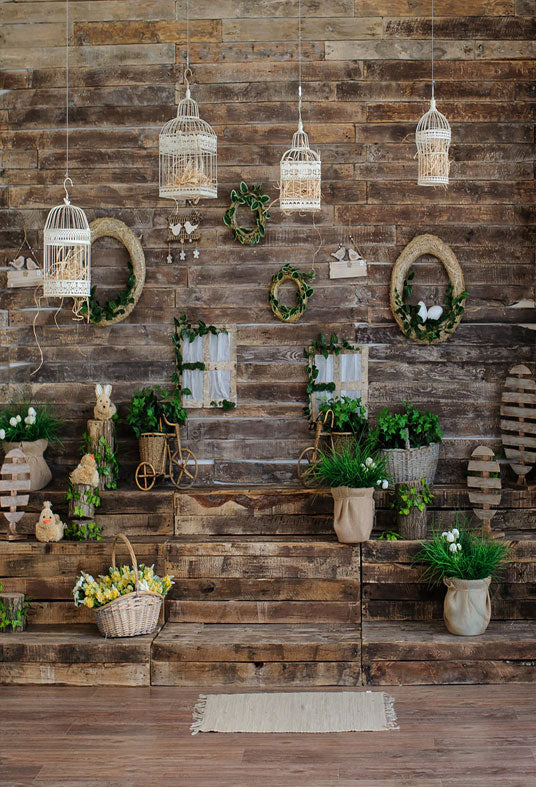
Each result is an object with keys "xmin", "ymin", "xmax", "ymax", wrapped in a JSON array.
[
  {"xmin": 43, "ymin": 184, "xmax": 91, "ymax": 298},
  {"xmin": 159, "ymin": 70, "xmax": 217, "ymax": 201},
  {"xmin": 416, "ymin": 100, "xmax": 451, "ymax": 186},
  {"xmin": 280, "ymin": 121, "xmax": 321, "ymax": 212}
]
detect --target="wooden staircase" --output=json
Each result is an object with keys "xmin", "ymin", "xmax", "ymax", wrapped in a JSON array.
[{"xmin": 1, "ymin": 486, "xmax": 535, "ymax": 686}]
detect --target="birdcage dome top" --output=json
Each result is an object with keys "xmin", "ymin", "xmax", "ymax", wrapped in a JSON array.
[
  {"xmin": 281, "ymin": 124, "xmax": 320, "ymax": 163},
  {"xmin": 160, "ymin": 91, "xmax": 217, "ymax": 140},
  {"xmin": 416, "ymin": 98, "xmax": 451, "ymax": 140},
  {"xmin": 44, "ymin": 198, "xmax": 91, "ymax": 239}
]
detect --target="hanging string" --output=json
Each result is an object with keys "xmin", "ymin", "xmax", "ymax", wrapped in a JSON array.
[
  {"xmin": 64, "ymin": 0, "xmax": 70, "ymax": 198},
  {"xmin": 431, "ymin": 0, "xmax": 435, "ymax": 101},
  {"xmin": 297, "ymin": 0, "xmax": 302, "ymax": 127},
  {"xmin": 186, "ymin": 0, "xmax": 190, "ymax": 70}
]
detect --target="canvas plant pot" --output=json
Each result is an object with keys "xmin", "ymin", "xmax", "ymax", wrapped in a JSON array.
[
  {"xmin": 331, "ymin": 486, "xmax": 375, "ymax": 544},
  {"xmin": 3, "ymin": 439, "xmax": 52, "ymax": 491},
  {"xmin": 443, "ymin": 576, "xmax": 492, "ymax": 636}
]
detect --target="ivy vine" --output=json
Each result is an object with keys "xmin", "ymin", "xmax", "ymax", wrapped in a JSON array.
[
  {"xmin": 66, "ymin": 482, "xmax": 101, "ymax": 517},
  {"xmin": 0, "ymin": 582, "xmax": 31, "ymax": 632},
  {"xmin": 303, "ymin": 332, "xmax": 357, "ymax": 421},
  {"xmin": 269, "ymin": 264, "xmax": 315, "ymax": 323},
  {"xmin": 394, "ymin": 271, "xmax": 469, "ymax": 345},
  {"xmin": 223, "ymin": 181, "xmax": 271, "ymax": 245},
  {"xmin": 78, "ymin": 260, "xmax": 136, "ymax": 324},
  {"xmin": 82, "ymin": 431, "xmax": 119, "ymax": 490}
]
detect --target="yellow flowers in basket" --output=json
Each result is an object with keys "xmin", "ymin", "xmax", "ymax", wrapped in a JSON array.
[{"xmin": 73, "ymin": 563, "xmax": 174, "ymax": 609}]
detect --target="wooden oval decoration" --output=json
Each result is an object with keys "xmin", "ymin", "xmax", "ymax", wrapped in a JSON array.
[
  {"xmin": 390, "ymin": 234, "xmax": 467, "ymax": 345},
  {"xmin": 500, "ymin": 364, "xmax": 536, "ymax": 484},
  {"xmin": 467, "ymin": 445, "xmax": 502, "ymax": 537},
  {"xmin": 1, "ymin": 448, "xmax": 30, "ymax": 541},
  {"xmin": 85, "ymin": 218, "xmax": 146, "ymax": 326}
]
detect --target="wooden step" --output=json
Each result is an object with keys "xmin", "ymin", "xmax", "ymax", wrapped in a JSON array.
[
  {"xmin": 0, "ymin": 624, "xmax": 155, "ymax": 686},
  {"xmin": 151, "ymin": 623, "xmax": 361, "ymax": 687},
  {"xmin": 362, "ymin": 540, "xmax": 536, "ymax": 622},
  {"xmin": 362, "ymin": 621, "xmax": 536, "ymax": 685},
  {"xmin": 166, "ymin": 599, "xmax": 359, "ymax": 624}
]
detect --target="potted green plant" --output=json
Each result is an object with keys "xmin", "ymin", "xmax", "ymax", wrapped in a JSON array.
[
  {"xmin": 391, "ymin": 477, "xmax": 434, "ymax": 540},
  {"xmin": 317, "ymin": 396, "xmax": 369, "ymax": 442},
  {"xmin": 0, "ymin": 402, "xmax": 62, "ymax": 490},
  {"xmin": 375, "ymin": 402, "xmax": 443, "ymax": 484},
  {"xmin": 127, "ymin": 387, "xmax": 187, "ymax": 475},
  {"xmin": 415, "ymin": 516, "xmax": 510, "ymax": 636},
  {"xmin": 309, "ymin": 438, "xmax": 390, "ymax": 544}
]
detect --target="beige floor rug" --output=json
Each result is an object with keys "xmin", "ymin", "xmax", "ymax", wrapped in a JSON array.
[{"xmin": 190, "ymin": 691, "xmax": 398, "ymax": 735}]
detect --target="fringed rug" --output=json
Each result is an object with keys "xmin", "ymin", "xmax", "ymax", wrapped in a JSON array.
[{"xmin": 190, "ymin": 691, "xmax": 398, "ymax": 735}]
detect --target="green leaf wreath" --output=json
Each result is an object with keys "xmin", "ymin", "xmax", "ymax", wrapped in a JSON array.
[
  {"xmin": 394, "ymin": 270, "xmax": 469, "ymax": 344},
  {"xmin": 78, "ymin": 260, "xmax": 136, "ymax": 324},
  {"xmin": 269, "ymin": 263, "xmax": 315, "ymax": 323},
  {"xmin": 223, "ymin": 181, "xmax": 271, "ymax": 245}
]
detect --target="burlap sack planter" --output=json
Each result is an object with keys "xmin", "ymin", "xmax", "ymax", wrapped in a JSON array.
[
  {"xmin": 380, "ymin": 442, "xmax": 440, "ymax": 485},
  {"xmin": 331, "ymin": 486, "xmax": 375, "ymax": 544},
  {"xmin": 443, "ymin": 576, "xmax": 491, "ymax": 636},
  {"xmin": 3, "ymin": 439, "xmax": 52, "ymax": 491}
]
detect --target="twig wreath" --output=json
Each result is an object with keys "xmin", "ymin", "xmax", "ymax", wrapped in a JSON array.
[
  {"xmin": 223, "ymin": 181, "xmax": 271, "ymax": 245},
  {"xmin": 269, "ymin": 263, "xmax": 315, "ymax": 323},
  {"xmin": 390, "ymin": 234, "xmax": 469, "ymax": 345},
  {"xmin": 77, "ymin": 218, "xmax": 146, "ymax": 325}
]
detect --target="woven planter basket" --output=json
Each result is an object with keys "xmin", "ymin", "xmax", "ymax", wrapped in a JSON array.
[
  {"xmin": 138, "ymin": 433, "xmax": 167, "ymax": 476},
  {"xmin": 381, "ymin": 442, "xmax": 440, "ymax": 485},
  {"xmin": 93, "ymin": 534, "xmax": 163, "ymax": 638}
]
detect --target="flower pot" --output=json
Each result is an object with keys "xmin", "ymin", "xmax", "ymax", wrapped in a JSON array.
[
  {"xmin": 3, "ymin": 439, "xmax": 52, "ymax": 491},
  {"xmin": 443, "ymin": 576, "xmax": 491, "ymax": 636},
  {"xmin": 138, "ymin": 433, "xmax": 167, "ymax": 476},
  {"xmin": 380, "ymin": 442, "xmax": 440, "ymax": 485},
  {"xmin": 331, "ymin": 486, "xmax": 375, "ymax": 544}
]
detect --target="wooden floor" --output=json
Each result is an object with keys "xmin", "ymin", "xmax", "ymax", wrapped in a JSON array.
[{"xmin": 1, "ymin": 685, "xmax": 535, "ymax": 786}]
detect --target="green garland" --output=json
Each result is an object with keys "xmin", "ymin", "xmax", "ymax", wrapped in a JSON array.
[
  {"xmin": 303, "ymin": 333, "xmax": 357, "ymax": 421},
  {"xmin": 269, "ymin": 264, "xmax": 315, "ymax": 323},
  {"xmin": 78, "ymin": 261, "xmax": 136, "ymax": 324},
  {"xmin": 173, "ymin": 315, "xmax": 235, "ymax": 410},
  {"xmin": 223, "ymin": 181, "xmax": 271, "ymax": 245},
  {"xmin": 394, "ymin": 271, "xmax": 469, "ymax": 344},
  {"xmin": 82, "ymin": 430, "xmax": 119, "ymax": 491},
  {"xmin": 64, "ymin": 520, "xmax": 103, "ymax": 541}
]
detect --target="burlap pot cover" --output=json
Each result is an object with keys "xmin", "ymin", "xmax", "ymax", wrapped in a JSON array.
[
  {"xmin": 331, "ymin": 486, "xmax": 375, "ymax": 544},
  {"xmin": 3, "ymin": 439, "xmax": 52, "ymax": 491},
  {"xmin": 443, "ymin": 576, "xmax": 491, "ymax": 636}
]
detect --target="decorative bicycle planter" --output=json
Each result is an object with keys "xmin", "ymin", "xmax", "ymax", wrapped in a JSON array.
[
  {"xmin": 134, "ymin": 415, "xmax": 198, "ymax": 490},
  {"xmin": 297, "ymin": 410, "xmax": 353, "ymax": 487}
]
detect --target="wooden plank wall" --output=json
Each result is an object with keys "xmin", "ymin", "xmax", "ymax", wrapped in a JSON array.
[{"xmin": 0, "ymin": 0, "xmax": 534, "ymax": 487}]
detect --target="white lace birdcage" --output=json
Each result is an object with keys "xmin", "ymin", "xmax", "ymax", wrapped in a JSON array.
[
  {"xmin": 280, "ymin": 121, "xmax": 321, "ymax": 212},
  {"xmin": 416, "ymin": 98, "xmax": 451, "ymax": 186},
  {"xmin": 159, "ymin": 71, "xmax": 217, "ymax": 201},
  {"xmin": 43, "ymin": 188, "xmax": 91, "ymax": 298}
]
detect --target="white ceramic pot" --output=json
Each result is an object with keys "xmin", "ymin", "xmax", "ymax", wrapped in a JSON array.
[
  {"xmin": 443, "ymin": 576, "xmax": 492, "ymax": 636},
  {"xmin": 331, "ymin": 486, "xmax": 375, "ymax": 544},
  {"xmin": 3, "ymin": 439, "xmax": 52, "ymax": 491}
]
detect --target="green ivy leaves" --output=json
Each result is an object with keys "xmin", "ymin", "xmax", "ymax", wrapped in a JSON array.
[
  {"xmin": 394, "ymin": 273, "xmax": 469, "ymax": 345},
  {"xmin": 79, "ymin": 261, "xmax": 136, "ymax": 324},
  {"xmin": 224, "ymin": 182, "xmax": 271, "ymax": 246},
  {"xmin": 268, "ymin": 264, "xmax": 315, "ymax": 323}
]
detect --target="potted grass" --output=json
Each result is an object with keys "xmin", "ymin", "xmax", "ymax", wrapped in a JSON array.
[
  {"xmin": 391, "ymin": 477, "xmax": 433, "ymax": 540},
  {"xmin": 0, "ymin": 401, "xmax": 62, "ymax": 490},
  {"xmin": 375, "ymin": 402, "xmax": 442, "ymax": 485},
  {"xmin": 317, "ymin": 396, "xmax": 369, "ymax": 442},
  {"xmin": 309, "ymin": 437, "xmax": 390, "ymax": 544},
  {"xmin": 415, "ymin": 516, "xmax": 510, "ymax": 636}
]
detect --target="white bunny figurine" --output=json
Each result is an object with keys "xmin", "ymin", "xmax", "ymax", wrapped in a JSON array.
[{"xmin": 94, "ymin": 384, "xmax": 117, "ymax": 421}]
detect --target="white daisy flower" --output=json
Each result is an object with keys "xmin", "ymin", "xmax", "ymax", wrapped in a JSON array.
[
  {"xmin": 449, "ymin": 543, "xmax": 458, "ymax": 553},
  {"xmin": 452, "ymin": 528, "xmax": 459, "ymax": 539},
  {"xmin": 365, "ymin": 457, "xmax": 373, "ymax": 467},
  {"xmin": 382, "ymin": 479, "xmax": 389, "ymax": 490},
  {"xmin": 15, "ymin": 414, "xmax": 22, "ymax": 423},
  {"xmin": 9, "ymin": 417, "xmax": 17, "ymax": 427},
  {"xmin": 446, "ymin": 532, "xmax": 455, "ymax": 543},
  {"xmin": 0, "ymin": 429, "xmax": 5, "ymax": 440},
  {"xmin": 28, "ymin": 407, "xmax": 36, "ymax": 417},
  {"xmin": 456, "ymin": 543, "xmax": 462, "ymax": 552}
]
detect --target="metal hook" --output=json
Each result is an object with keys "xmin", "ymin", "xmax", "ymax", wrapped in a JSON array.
[
  {"xmin": 184, "ymin": 67, "xmax": 193, "ymax": 97},
  {"xmin": 63, "ymin": 176, "xmax": 73, "ymax": 204}
]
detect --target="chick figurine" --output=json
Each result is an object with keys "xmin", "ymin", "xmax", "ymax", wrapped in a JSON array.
[{"xmin": 35, "ymin": 500, "xmax": 64, "ymax": 543}]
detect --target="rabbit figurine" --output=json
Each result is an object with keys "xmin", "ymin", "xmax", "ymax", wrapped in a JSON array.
[
  {"xmin": 35, "ymin": 500, "xmax": 64, "ymax": 543},
  {"xmin": 94, "ymin": 384, "xmax": 117, "ymax": 421}
]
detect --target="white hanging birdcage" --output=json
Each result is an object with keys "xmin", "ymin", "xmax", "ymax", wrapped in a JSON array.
[
  {"xmin": 43, "ymin": 182, "xmax": 91, "ymax": 298},
  {"xmin": 159, "ymin": 70, "xmax": 217, "ymax": 201},
  {"xmin": 280, "ymin": 122, "xmax": 321, "ymax": 213},
  {"xmin": 416, "ymin": 98, "xmax": 451, "ymax": 186}
]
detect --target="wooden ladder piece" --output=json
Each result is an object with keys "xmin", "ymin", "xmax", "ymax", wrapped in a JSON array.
[
  {"xmin": 467, "ymin": 445, "xmax": 503, "ymax": 538},
  {"xmin": 500, "ymin": 364, "xmax": 536, "ymax": 487},
  {"xmin": 1, "ymin": 448, "xmax": 30, "ymax": 541}
]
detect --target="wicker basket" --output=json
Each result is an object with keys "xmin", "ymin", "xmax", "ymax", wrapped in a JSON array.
[
  {"xmin": 381, "ymin": 442, "xmax": 440, "ymax": 485},
  {"xmin": 93, "ymin": 534, "xmax": 163, "ymax": 638},
  {"xmin": 138, "ymin": 433, "xmax": 167, "ymax": 475}
]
